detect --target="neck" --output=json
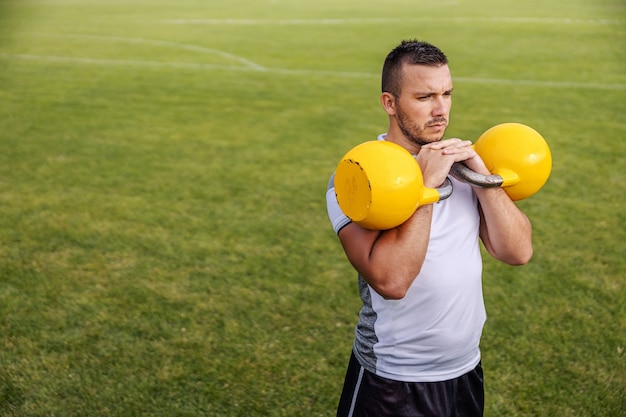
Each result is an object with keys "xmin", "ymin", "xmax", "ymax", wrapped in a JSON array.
[{"xmin": 384, "ymin": 126, "xmax": 423, "ymax": 155}]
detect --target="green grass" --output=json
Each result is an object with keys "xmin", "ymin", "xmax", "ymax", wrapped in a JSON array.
[{"xmin": 0, "ymin": 0, "xmax": 624, "ymax": 415}]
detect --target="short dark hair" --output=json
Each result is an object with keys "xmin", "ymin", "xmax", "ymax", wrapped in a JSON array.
[{"xmin": 381, "ymin": 39, "xmax": 448, "ymax": 96}]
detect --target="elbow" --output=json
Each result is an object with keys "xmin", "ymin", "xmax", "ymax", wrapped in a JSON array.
[
  {"xmin": 378, "ymin": 286, "xmax": 409, "ymax": 300},
  {"xmin": 359, "ymin": 261, "xmax": 424, "ymax": 300},
  {"xmin": 504, "ymin": 245, "xmax": 533, "ymax": 266},
  {"xmin": 369, "ymin": 274, "xmax": 414, "ymax": 300},
  {"xmin": 517, "ymin": 246, "xmax": 534, "ymax": 265},
  {"xmin": 486, "ymin": 233, "xmax": 533, "ymax": 266}
]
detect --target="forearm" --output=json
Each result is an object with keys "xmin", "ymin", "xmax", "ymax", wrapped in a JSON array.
[{"xmin": 475, "ymin": 187, "xmax": 533, "ymax": 265}]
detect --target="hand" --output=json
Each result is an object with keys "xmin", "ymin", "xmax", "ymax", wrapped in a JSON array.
[
  {"xmin": 441, "ymin": 138, "xmax": 492, "ymax": 177},
  {"xmin": 415, "ymin": 139, "xmax": 475, "ymax": 188}
]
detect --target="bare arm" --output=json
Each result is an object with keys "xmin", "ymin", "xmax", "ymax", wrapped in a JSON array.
[
  {"xmin": 338, "ymin": 204, "xmax": 433, "ymax": 300},
  {"xmin": 444, "ymin": 144, "xmax": 533, "ymax": 265},
  {"xmin": 475, "ymin": 187, "xmax": 533, "ymax": 265}
]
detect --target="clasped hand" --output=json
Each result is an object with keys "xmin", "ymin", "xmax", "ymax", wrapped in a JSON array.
[{"xmin": 415, "ymin": 138, "xmax": 489, "ymax": 188}]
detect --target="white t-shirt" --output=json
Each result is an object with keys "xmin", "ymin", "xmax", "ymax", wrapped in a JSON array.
[{"xmin": 326, "ymin": 139, "xmax": 486, "ymax": 382}]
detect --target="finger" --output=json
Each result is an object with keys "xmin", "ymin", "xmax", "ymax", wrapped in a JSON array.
[
  {"xmin": 442, "ymin": 147, "xmax": 476, "ymax": 158},
  {"xmin": 426, "ymin": 138, "xmax": 462, "ymax": 149},
  {"xmin": 438, "ymin": 142, "xmax": 473, "ymax": 154}
]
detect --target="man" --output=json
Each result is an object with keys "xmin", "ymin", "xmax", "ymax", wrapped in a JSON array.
[{"xmin": 326, "ymin": 40, "xmax": 533, "ymax": 417}]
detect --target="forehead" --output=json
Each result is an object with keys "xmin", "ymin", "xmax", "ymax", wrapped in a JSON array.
[{"xmin": 399, "ymin": 63, "xmax": 453, "ymax": 93}]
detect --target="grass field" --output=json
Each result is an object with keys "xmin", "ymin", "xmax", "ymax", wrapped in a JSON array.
[{"xmin": 0, "ymin": 0, "xmax": 624, "ymax": 416}]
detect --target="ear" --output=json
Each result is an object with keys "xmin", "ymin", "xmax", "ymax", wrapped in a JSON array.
[{"xmin": 381, "ymin": 92, "xmax": 396, "ymax": 116}]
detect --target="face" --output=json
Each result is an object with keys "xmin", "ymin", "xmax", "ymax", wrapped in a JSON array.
[{"xmin": 388, "ymin": 64, "xmax": 453, "ymax": 147}]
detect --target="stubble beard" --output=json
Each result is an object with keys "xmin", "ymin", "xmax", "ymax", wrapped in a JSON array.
[{"xmin": 396, "ymin": 106, "xmax": 448, "ymax": 147}]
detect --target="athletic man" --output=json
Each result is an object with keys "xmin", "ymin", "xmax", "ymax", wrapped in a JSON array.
[{"xmin": 326, "ymin": 39, "xmax": 533, "ymax": 416}]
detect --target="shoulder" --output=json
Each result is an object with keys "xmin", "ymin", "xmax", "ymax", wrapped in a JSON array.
[{"xmin": 326, "ymin": 172, "xmax": 352, "ymax": 234}]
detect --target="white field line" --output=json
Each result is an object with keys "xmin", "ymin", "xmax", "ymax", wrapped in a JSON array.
[
  {"xmin": 163, "ymin": 17, "xmax": 623, "ymax": 26},
  {"xmin": 29, "ymin": 33, "xmax": 266, "ymax": 70},
  {"xmin": 2, "ymin": 52, "xmax": 625, "ymax": 91}
]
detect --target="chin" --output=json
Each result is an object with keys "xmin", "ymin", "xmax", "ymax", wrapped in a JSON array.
[{"xmin": 417, "ymin": 136, "xmax": 443, "ymax": 145}]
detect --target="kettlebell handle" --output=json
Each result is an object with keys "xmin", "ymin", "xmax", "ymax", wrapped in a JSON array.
[
  {"xmin": 449, "ymin": 163, "xmax": 504, "ymax": 188},
  {"xmin": 437, "ymin": 177, "xmax": 454, "ymax": 199}
]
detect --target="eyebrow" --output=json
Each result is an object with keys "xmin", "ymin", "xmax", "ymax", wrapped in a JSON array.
[{"xmin": 414, "ymin": 88, "xmax": 454, "ymax": 96}]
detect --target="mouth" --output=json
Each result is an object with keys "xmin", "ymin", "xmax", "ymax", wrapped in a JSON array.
[
  {"xmin": 428, "ymin": 123, "xmax": 447, "ymax": 130},
  {"xmin": 427, "ymin": 119, "xmax": 448, "ymax": 129}
]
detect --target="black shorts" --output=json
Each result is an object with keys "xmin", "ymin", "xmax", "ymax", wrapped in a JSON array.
[{"xmin": 336, "ymin": 351, "xmax": 484, "ymax": 417}]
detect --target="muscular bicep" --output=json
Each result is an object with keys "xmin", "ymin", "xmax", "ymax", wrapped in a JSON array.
[
  {"xmin": 336, "ymin": 205, "xmax": 432, "ymax": 300},
  {"xmin": 337, "ymin": 222, "xmax": 382, "ymax": 276}
]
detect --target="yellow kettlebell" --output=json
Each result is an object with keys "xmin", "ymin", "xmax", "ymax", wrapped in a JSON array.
[
  {"xmin": 471, "ymin": 123, "xmax": 552, "ymax": 201},
  {"xmin": 334, "ymin": 140, "xmax": 446, "ymax": 230}
]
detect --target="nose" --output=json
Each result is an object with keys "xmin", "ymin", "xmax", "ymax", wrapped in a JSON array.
[{"xmin": 432, "ymin": 96, "xmax": 450, "ymax": 117}]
